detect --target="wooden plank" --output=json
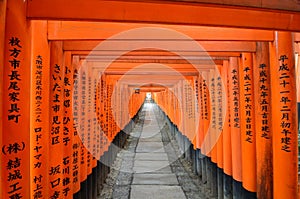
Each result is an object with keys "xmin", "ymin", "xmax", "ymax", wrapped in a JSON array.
[
  {"xmin": 63, "ymin": 41, "xmax": 256, "ymax": 52},
  {"xmin": 80, "ymin": 57, "xmax": 225, "ymax": 65},
  {"xmin": 89, "ymin": 62, "xmax": 218, "ymax": 71},
  {"xmin": 79, "ymin": 55, "xmax": 228, "ymax": 60},
  {"xmin": 153, "ymin": 0, "xmax": 300, "ymax": 12},
  {"xmin": 70, "ymin": 50, "xmax": 241, "ymax": 57},
  {"xmin": 48, "ymin": 21, "xmax": 274, "ymax": 41},
  {"xmin": 27, "ymin": 0, "xmax": 300, "ymax": 31}
]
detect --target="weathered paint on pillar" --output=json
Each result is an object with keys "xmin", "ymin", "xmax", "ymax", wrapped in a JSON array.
[
  {"xmin": 2, "ymin": 1, "xmax": 31, "ymax": 198},
  {"xmin": 30, "ymin": 20, "xmax": 50, "ymax": 199},
  {"xmin": 239, "ymin": 53, "xmax": 257, "ymax": 192},
  {"xmin": 255, "ymin": 42, "xmax": 273, "ymax": 199},
  {"xmin": 269, "ymin": 31, "xmax": 298, "ymax": 199}
]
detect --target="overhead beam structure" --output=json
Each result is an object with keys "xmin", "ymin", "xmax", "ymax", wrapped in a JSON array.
[
  {"xmin": 48, "ymin": 21, "xmax": 275, "ymax": 41},
  {"xmin": 63, "ymin": 41, "xmax": 256, "ymax": 52},
  {"xmin": 70, "ymin": 51, "xmax": 242, "ymax": 57},
  {"xmin": 27, "ymin": 0, "xmax": 300, "ymax": 31},
  {"xmin": 163, "ymin": 0, "xmax": 300, "ymax": 12}
]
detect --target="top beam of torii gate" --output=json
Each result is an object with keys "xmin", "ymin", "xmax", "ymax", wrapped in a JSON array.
[{"xmin": 27, "ymin": 0, "xmax": 300, "ymax": 31}]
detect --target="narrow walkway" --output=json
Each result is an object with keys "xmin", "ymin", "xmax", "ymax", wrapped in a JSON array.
[{"xmin": 100, "ymin": 103, "xmax": 207, "ymax": 199}]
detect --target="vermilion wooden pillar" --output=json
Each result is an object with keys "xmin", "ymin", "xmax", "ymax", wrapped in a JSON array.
[
  {"xmin": 202, "ymin": 71, "xmax": 211, "ymax": 159},
  {"xmin": 197, "ymin": 74, "xmax": 204, "ymax": 150},
  {"xmin": 0, "ymin": 1, "xmax": 7, "ymax": 196},
  {"xmin": 221, "ymin": 60, "xmax": 233, "ymax": 199},
  {"xmin": 269, "ymin": 31, "xmax": 298, "ymax": 199},
  {"xmin": 297, "ymin": 43, "xmax": 300, "ymax": 199},
  {"xmin": 30, "ymin": 20, "xmax": 50, "ymax": 199},
  {"xmin": 254, "ymin": 42, "xmax": 273, "ymax": 199},
  {"xmin": 79, "ymin": 61, "xmax": 88, "ymax": 184},
  {"xmin": 209, "ymin": 69, "xmax": 218, "ymax": 164},
  {"xmin": 228, "ymin": 57, "xmax": 242, "ymax": 182},
  {"xmin": 71, "ymin": 55, "xmax": 81, "ymax": 194},
  {"xmin": 215, "ymin": 65, "xmax": 224, "ymax": 199},
  {"xmin": 221, "ymin": 60, "xmax": 232, "ymax": 177},
  {"xmin": 228, "ymin": 57, "xmax": 243, "ymax": 199},
  {"xmin": 62, "ymin": 51, "xmax": 74, "ymax": 198},
  {"xmin": 49, "ymin": 41, "xmax": 65, "ymax": 198},
  {"xmin": 86, "ymin": 64, "xmax": 93, "ymax": 176},
  {"xmin": 216, "ymin": 66, "xmax": 224, "ymax": 170},
  {"xmin": 239, "ymin": 53, "xmax": 257, "ymax": 193},
  {"xmin": 2, "ymin": 1, "xmax": 31, "ymax": 198}
]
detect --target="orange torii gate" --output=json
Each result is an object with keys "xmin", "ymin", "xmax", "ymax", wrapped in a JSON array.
[{"xmin": 1, "ymin": 0, "xmax": 300, "ymax": 199}]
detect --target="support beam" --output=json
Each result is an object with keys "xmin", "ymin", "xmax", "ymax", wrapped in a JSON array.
[
  {"xmin": 70, "ymin": 50, "xmax": 241, "ymax": 57},
  {"xmin": 89, "ymin": 62, "xmax": 217, "ymax": 72},
  {"xmin": 48, "ymin": 21, "xmax": 274, "ymax": 41},
  {"xmin": 27, "ymin": 0, "xmax": 300, "ymax": 31},
  {"xmin": 63, "ymin": 41, "xmax": 256, "ymax": 52},
  {"xmin": 163, "ymin": 0, "xmax": 300, "ymax": 12},
  {"xmin": 83, "ymin": 58, "xmax": 224, "ymax": 65}
]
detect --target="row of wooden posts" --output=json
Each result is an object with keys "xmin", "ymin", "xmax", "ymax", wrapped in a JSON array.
[
  {"xmin": 0, "ymin": 2, "xmax": 145, "ymax": 198},
  {"xmin": 153, "ymin": 35, "xmax": 299, "ymax": 199}
]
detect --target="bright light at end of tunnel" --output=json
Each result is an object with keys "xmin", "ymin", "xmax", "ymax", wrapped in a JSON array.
[{"xmin": 146, "ymin": 92, "xmax": 152, "ymax": 100}]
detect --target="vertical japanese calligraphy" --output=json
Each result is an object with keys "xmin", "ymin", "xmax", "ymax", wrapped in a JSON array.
[
  {"xmin": 216, "ymin": 66, "xmax": 223, "ymax": 169},
  {"xmin": 32, "ymin": 55, "xmax": 47, "ymax": 199},
  {"xmin": 49, "ymin": 41, "xmax": 64, "ymax": 199},
  {"xmin": 209, "ymin": 69, "xmax": 217, "ymax": 163},
  {"xmin": 30, "ymin": 21, "xmax": 50, "ymax": 199},
  {"xmin": 7, "ymin": 37, "xmax": 22, "ymax": 123},
  {"xmin": 239, "ymin": 53, "xmax": 256, "ymax": 192},
  {"xmin": 278, "ymin": 55, "xmax": 292, "ymax": 152},
  {"xmin": 2, "ymin": 1, "xmax": 31, "ymax": 198},
  {"xmin": 71, "ymin": 56, "xmax": 81, "ymax": 193},
  {"xmin": 228, "ymin": 57, "xmax": 242, "ymax": 182},
  {"xmin": 259, "ymin": 63, "xmax": 271, "ymax": 139},
  {"xmin": 255, "ymin": 42, "xmax": 273, "ymax": 199},
  {"xmin": 62, "ymin": 52, "xmax": 73, "ymax": 198},
  {"xmin": 270, "ymin": 31, "xmax": 297, "ymax": 199}
]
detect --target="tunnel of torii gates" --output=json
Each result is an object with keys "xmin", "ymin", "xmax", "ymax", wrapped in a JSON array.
[{"xmin": 2, "ymin": 0, "xmax": 300, "ymax": 199}]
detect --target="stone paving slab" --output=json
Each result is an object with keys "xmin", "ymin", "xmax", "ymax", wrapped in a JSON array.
[
  {"xmin": 134, "ymin": 153, "xmax": 169, "ymax": 161},
  {"xmin": 136, "ymin": 142, "xmax": 165, "ymax": 153},
  {"xmin": 139, "ymin": 134, "xmax": 162, "ymax": 142},
  {"xmin": 133, "ymin": 160, "xmax": 172, "ymax": 173},
  {"xmin": 139, "ymin": 129, "xmax": 161, "ymax": 138},
  {"xmin": 132, "ymin": 173, "xmax": 179, "ymax": 185},
  {"xmin": 130, "ymin": 185, "xmax": 186, "ymax": 199}
]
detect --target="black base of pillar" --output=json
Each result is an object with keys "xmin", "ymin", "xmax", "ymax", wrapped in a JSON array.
[{"xmin": 223, "ymin": 173, "xmax": 233, "ymax": 199}]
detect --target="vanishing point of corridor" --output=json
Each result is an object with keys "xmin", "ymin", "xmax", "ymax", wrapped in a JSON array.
[{"xmin": 1, "ymin": 1, "xmax": 300, "ymax": 199}]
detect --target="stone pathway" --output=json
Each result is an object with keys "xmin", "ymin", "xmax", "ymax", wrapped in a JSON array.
[
  {"xmin": 100, "ymin": 103, "xmax": 208, "ymax": 199},
  {"xmin": 130, "ymin": 103, "xmax": 186, "ymax": 199}
]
